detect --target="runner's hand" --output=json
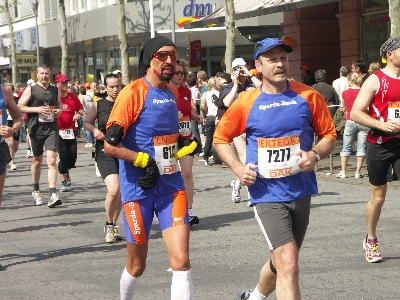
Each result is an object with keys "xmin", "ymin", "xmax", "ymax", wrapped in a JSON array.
[{"xmin": 137, "ymin": 158, "xmax": 159, "ymax": 190}]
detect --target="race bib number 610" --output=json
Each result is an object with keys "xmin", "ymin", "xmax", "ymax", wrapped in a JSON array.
[{"xmin": 153, "ymin": 133, "xmax": 180, "ymax": 175}]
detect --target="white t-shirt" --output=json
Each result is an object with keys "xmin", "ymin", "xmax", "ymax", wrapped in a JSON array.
[
  {"xmin": 202, "ymin": 90, "xmax": 218, "ymax": 117},
  {"xmin": 332, "ymin": 76, "xmax": 349, "ymax": 106}
]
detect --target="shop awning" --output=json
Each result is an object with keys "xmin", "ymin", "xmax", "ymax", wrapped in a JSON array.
[
  {"xmin": 185, "ymin": 0, "xmax": 338, "ymax": 29},
  {"xmin": 157, "ymin": 27, "xmax": 254, "ymax": 48}
]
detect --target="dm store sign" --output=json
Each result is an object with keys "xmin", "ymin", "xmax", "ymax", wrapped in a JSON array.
[{"xmin": 183, "ymin": 0, "xmax": 212, "ymax": 17}]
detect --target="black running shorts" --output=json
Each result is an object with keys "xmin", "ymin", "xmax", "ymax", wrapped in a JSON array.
[
  {"xmin": 95, "ymin": 148, "xmax": 119, "ymax": 180},
  {"xmin": 0, "ymin": 141, "xmax": 11, "ymax": 176},
  {"xmin": 254, "ymin": 196, "xmax": 311, "ymax": 250},
  {"xmin": 366, "ymin": 139, "xmax": 400, "ymax": 186},
  {"xmin": 30, "ymin": 131, "xmax": 58, "ymax": 157}
]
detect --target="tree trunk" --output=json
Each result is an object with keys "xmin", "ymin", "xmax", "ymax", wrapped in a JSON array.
[
  {"xmin": 389, "ymin": 0, "xmax": 400, "ymax": 36},
  {"xmin": 4, "ymin": 0, "xmax": 16, "ymax": 84},
  {"xmin": 59, "ymin": 0, "xmax": 68, "ymax": 76},
  {"xmin": 118, "ymin": 0, "xmax": 129, "ymax": 85},
  {"xmin": 225, "ymin": 0, "xmax": 235, "ymax": 74}
]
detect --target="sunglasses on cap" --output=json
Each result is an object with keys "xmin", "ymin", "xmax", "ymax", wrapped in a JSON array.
[
  {"xmin": 152, "ymin": 51, "xmax": 178, "ymax": 61},
  {"xmin": 174, "ymin": 71, "xmax": 184, "ymax": 76},
  {"xmin": 59, "ymin": 80, "xmax": 68, "ymax": 84}
]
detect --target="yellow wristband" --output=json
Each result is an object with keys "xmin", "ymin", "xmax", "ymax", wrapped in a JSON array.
[
  {"xmin": 175, "ymin": 140, "xmax": 197, "ymax": 159},
  {"xmin": 133, "ymin": 152, "xmax": 150, "ymax": 168}
]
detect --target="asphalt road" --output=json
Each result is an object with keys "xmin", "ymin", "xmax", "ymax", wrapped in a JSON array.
[{"xmin": 1, "ymin": 139, "xmax": 400, "ymax": 299}]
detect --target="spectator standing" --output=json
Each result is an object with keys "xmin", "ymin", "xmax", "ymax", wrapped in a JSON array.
[
  {"xmin": 299, "ymin": 64, "xmax": 316, "ymax": 86},
  {"xmin": 368, "ymin": 62, "xmax": 381, "ymax": 74},
  {"xmin": 312, "ymin": 69, "xmax": 340, "ymax": 118},
  {"xmin": 332, "ymin": 66, "xmax": 350, "ymax": 106},
  {"xmin": 336, "ymin": 72, "xmax": 368, "ymax": 179},
  {"xmin": 80, "ymin": 87, "xmax": 95, "ymax": 147},
  {"xmin": 351, "ymin": 37, "xmax": 400, "ymax": 263},
  {"xmin": 18, "ymin": 65, "xmax": 63, "ymax": 208},
  {"xmin": 200, "ymin": 77, "xmax": 220, "ymax": 166},
  {"xmin": 187, "ymin": 73, "xmax": 202, "ymax": 155},
  {"xmin": 351, "ymin": 59, "xmax": 370, "ymax": 83},
  {"xmin": 214, "ymin": 37, "xmax": 336, "ymax": 300},
  {"xmin": 72, "ymin": 79, "xmax": 80, "ymax": 96},
  {"xmin": 221, "ymin": 58, "xmax": 261, "ymax": 204},
  {"xmin": 197, "ymin": 70, "xmax": 208, "ymax": 94}
]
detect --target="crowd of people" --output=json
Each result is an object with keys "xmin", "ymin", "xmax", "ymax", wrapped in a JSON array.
[{"xmin": 1, "ymin": 35, "xmax": 400, "ymax": 299}]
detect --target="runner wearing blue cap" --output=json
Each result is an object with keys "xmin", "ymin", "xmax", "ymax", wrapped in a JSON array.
[{"xmin": 214, "ymin": 37, "xmax": 336, "ymax": 299}]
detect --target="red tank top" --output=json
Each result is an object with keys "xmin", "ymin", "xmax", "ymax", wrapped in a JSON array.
[
  {"xmin": 176, "ymin": 85, "xmax": 193, "ymax": 138},
  {"xmin": 368, "ymin": 70, "xmax": 400, "ymax": 144}
]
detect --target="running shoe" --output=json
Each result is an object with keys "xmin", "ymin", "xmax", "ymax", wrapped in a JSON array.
[
  {"xmin": 32, "ymin": 191, "xmax": 43, "ymax": 206},
  {"xmin": 247, "ymin": 201, "xmax": 254, "ymax": 208},
  {"xmin": 60, "ymin": 182, "xmax": 69, "ymax": 192},
  {"xmin": 355, "ymin": 173, "xmax": 364, "ymax": 178},
  {"xmin": 189, "ymin": 215, "xmax": 199, "ymax": 226},
  {"xmin": 66, "ymin": 172, "xmax": 72, "ymax": 186},
  {"xmin": 231, "ymin": 179, "xmax": 241, "ymax": 203},
  {"xmin": 84, "ymin": 143, "xmax": 92, "ymax": 147},
  {"xmin": 336, "ymin": 172, "xmax": 346, "ymax": 178},
  {"xmin": 9, "ymin": 162, "xmax": 17, "ymax": 170},
  {"xmin": 113, "ymin": 225, "xmax": 123, "ymax": 240},
  {"xmin": 104, "ymin": 224, "xmax": 116, "ymax": 243},
  {"xmin": 237, "ymin": 290, "xmax": 252, "ymax": 300},
  {"xmin": 26, "ymin": 149, "xmax": 33, "ymax": 158},
  {"xmin": 363, "ymin": 236, "xmax": 383, "ymax": 263},
  {"xmin": 48, "ymin": 193, "xmax": 62, "ymax": 208}
]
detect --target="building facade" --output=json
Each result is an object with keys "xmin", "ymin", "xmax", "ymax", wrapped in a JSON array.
[{"xmin": 0, "ymin": 0, "xmax": 392, "ymax": 85}]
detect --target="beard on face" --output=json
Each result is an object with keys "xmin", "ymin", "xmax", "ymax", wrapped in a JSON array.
[{"xmin": 159, "ymin": 64, "xmax": 174, "ymax": 81}]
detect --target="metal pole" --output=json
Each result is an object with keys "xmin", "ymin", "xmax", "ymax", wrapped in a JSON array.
[
  {"xmin": 171, "ymin": 0, "xmax": 176, "ymax": 43},
  {"xmin": 149, "ymin": 0, "xmax": 155, "ymax": 38},
  {"xmin": 34, "ymin": 12, "xmax": 40, "ymax": 67}
]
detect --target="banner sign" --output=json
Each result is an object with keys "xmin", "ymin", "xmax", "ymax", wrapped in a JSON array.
[{"xmin": 189, "ymin": 40, "xmax": 202, "ymax": 67}]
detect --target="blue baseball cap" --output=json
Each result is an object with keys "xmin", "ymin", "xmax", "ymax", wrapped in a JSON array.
[{"xmin": 254, "ymin": 38, "xmax": 293, "ymax": 60}]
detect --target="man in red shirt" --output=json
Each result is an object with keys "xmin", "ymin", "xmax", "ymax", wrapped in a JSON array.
[{"xmin": 55, "ymin": 74, "xmax": 84, "ymax": 192}]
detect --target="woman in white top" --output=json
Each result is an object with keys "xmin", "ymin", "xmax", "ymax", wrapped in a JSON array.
[{"xmin": 200, "ymin": 77, "xmax": 219, "ymax": 165}]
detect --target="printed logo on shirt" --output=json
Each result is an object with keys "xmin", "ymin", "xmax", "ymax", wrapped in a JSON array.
[
  {"xmin": 259, "ymin": 99, "xmax": 297, "ymax": 110},
  {"xmin": 153, "ymin": 98, "xmax": 176, "ymax": 104}
]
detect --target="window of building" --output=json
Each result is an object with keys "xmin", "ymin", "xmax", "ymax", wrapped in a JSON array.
[
  {"xmin": 79, "ymin": 0, "xmax": 86, "ymax": 12},
  {"xmin": 364, "ymin": 0, "xmax": 388, "ymax": 10},
  {"xmin": 45, "ymin": 0, "xmax": 59, "ymax": 21},
  {"xmin": 13, "ymin": 3, "xmax": 18, "ymax": 19},
  {"xmin": 361, "ymin": 11, "xmax": 390, "ymax": 64},
  {"xmin": 98, "ymin": 0, "xmax": 106, "ymax": 7},
  {"xmin": 70, "ymin": 0, "xmax": 77, "ymax": 15}
]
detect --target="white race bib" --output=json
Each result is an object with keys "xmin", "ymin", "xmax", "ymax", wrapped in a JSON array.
[
  {"xmin": 387, "ymin": 101, "xmax": 400, "ymax": 122},
  {"xmin": 38, "ymin": 105, "xmax": 55, "ymax": 122},
  {"xmin": 179, "ymin": 116, "xmax": 191, "ymax": 137},
  {"xmin": 258, "ymin": 135, "xmax": 301, "ymax": 179},
  {"xmin": 6, "ymin": 109, "xmax": 12, "ymax": 121},
  {"xmin": 59, "ymin": 128, "xmax": 75, "ymax": 139},
  {"xmin": 153, "ymin": 134, "xmax": 180, "ymax": 175}
]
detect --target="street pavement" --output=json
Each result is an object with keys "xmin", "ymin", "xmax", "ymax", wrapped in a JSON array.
[{"xmin": 2, "ymin": 138, "xmax": 400, "ymax": 299}]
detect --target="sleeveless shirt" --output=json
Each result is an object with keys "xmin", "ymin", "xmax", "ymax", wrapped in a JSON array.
[
  {"xmin": 96, "ymin": 97, "xmax": 114, "ymax": 149},
  {"xmin": 27, "ymin": 83, "xmax": 58, "ymax": 135}
]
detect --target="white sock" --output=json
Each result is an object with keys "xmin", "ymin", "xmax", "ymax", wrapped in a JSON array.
[
  {"xmin": 249, "ymin": 285, "xmax": 267, "ymax": 300},
  {"xmin": 120, "ymin": 267, "xmax": 139, "ymax": 300},
  {"xmin": 188, "ymin": 208, "xmax": 193, "ymax": 216},
  {"xmin": 171, "ymin": 269, "xmax": 193, "ymax": 300}
]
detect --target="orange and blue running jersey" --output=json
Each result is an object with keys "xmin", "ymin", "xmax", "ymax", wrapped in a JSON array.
[
  {"xmin": 106, "ymin": 77, "xmax": 185, "ymax": 204},
  {"xmin": 214, "ymin": 81, "xmax": 336, "ymax": 204}
]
